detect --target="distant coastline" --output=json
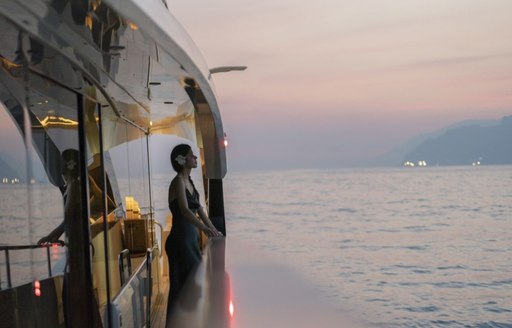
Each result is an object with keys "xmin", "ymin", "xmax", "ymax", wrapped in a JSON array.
[{"xmin": 366, "ymin": 115, "xmax": 512, "ymax": 168}]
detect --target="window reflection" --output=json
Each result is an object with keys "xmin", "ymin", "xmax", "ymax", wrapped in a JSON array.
[
  {"xmin": 0, "ymin": 86, "xmax": 77, "ymax": 290},
  {"xmin": 98, "ymin": 102, "xmax": 152, "ymax": 308},
  {"xmin": 1, "ymin": 96, "xmax": 67, "ymax": 326},
  {"xmin": 0, "ymin": 9, "xmax": 158, "ymax": 324}
]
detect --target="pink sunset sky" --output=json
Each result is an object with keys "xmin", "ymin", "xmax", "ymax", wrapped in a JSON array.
[{"xmin": 172, "ymin": 0, "xmax": 512, "ymax": 170}]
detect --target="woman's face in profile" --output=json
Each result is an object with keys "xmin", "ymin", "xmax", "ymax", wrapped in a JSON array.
[{"xmin": 186, "ymin": 150, "xmax": 198, "ymax": 169}]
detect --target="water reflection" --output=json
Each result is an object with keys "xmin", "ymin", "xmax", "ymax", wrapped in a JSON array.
[{"xmin": 167, "ymin": 238, "xmax": 231, "ymax": 328}]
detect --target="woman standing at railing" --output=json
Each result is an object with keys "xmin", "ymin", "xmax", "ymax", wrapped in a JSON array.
[
  {"xmin": 165, "ymin": 144, "xmax": 222, "ymax": 321},
  {"xmin": 37, "ymin": 149, "xmax": 102, "ymax": 327}
]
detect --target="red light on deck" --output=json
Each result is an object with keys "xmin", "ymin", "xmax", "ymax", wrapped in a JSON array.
[
  {"xmin": 52, "ymin": 243, "xmax": 59, "ymax": 259},
  {"xmin": 229, "ymin": 299, "xmax": 234, "ymax": 318},
  {"xmin": 34, "ymin": 280, "xmax": 41, "ymax": 297}
]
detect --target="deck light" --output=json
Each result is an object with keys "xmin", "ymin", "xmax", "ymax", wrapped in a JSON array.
[
  {"xmin": 229, "ymin": 299, "xmax": 234, "ymax": 318},
  {"xmin": 223, "ymin": 133, "xmax": 228, "ymax": 147},
  {"xmin": 34, "ymin": 280, "xmax": 41, "ymax": 297},
  {"xmin": 52, "ymin": 243, "xmax": 59, "ymax": 260}
]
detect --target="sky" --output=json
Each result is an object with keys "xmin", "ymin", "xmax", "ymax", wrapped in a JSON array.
[{"xmin": 171, "ymin": 0, "xmax": 512, "ymax": 170}]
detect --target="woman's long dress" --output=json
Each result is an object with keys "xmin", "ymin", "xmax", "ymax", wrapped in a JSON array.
[{"xmin": 165, "ymin": 187, "xmax": 202, "ymax": 313}]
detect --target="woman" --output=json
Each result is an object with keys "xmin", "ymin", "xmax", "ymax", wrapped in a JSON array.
[
  {"xmin": 166, "ymin": 144, "xmax": 222, "ymax": 315},
  {"xmin": 38, "ymin": 149, "xmax": 82, "ymax": 244},
  {"xmin": 38, "ymin": 149, "xmax": 102, "ymax": 327}
]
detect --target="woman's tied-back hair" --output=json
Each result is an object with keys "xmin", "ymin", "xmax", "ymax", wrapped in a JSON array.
[
  {"xmin": 61, "ymin": 148, "xmax": 80, "ymax": 177},
  {"xmin": 170, "ymin": 144, "xmax": 192, "ymax": 173}
]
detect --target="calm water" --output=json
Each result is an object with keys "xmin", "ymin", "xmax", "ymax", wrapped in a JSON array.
[
  {"xmin": 3, "ymin": 166, "xmax": 511, "ymax": 327},
  {"xmin": 222, "ymin": 166, "xmax": 512, "ymax": 327}
]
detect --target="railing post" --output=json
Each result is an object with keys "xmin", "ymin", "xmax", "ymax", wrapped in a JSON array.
[
  {"xmin": 5, "ymin": 249, "xmax": 12, "ymax": 289},
  {"xmin": 46, "ymin": 246, "xmax": 52, "ymax": 277},
  {"xmin": 146, "ymin": 248, "xmax": 152, "ymax": 328}
]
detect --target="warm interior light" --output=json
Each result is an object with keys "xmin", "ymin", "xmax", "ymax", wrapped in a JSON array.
[
  {"xmin": 85, "ymin": 15, "xmax": 93, "ymax": 30},
  {"xmin": 0, "ymin": 56, "xmax": 21, "ymax": 69},
  {"xmin": 229, "ymin": 300, "xmax": 234, "ymax": 317},
  {"xmin": 40, "ymin": 116, "xmax": 78, "ymax": 127}
]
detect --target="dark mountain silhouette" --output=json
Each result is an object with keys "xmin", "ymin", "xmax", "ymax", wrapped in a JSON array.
[
  {"xmin": 364, "ymin": 118, "xmax": 500, "ymax": 167},
  {"xmin": 0, "ymin": 151, "xmax": 53, "ymax": 183},
  {"xmin": 0, "ymin": 155, "xmax": 20, "ymax": 179},
  {"xmin": 403, "ymin": 116, "xmax": 512, "ymax": 166}
]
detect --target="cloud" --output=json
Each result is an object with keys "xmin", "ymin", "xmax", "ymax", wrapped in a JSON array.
[
  {"xmin": 391, "ymin": 52, "xmax": 512, "ymax": 72},
  {"xmin": 172, "ymin": 0, "xmax": 512, "ymax": 169}
]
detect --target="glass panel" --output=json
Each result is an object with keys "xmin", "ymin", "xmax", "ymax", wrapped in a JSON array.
[
  {"xmin": 0, "ymin": 44, "xmax": 81, "ymax": 328},
  {"xmin": 83, "ymin": 88, "xmax": 130, "ymax": 316},
  {"xmin": 100, "ymin": 102, "xmax": 152, "ymax": 291},
  {"xmin": 0, "ymin": 58, "xmax": 77, "ymax": 292},
  {"xmin": 0, "ymin": 99, "xmax": 32, "ymax": 289},
  {"xmin": 0, "ymin": 15, "xmax": 106, "ymax": 327},
  {"xmin": 125, "ymin": 125, "xmax": 150, "ymax": 222},
  {"xmin": 25, "ymin": 79, "xmax": 79, "ymax": 285}
]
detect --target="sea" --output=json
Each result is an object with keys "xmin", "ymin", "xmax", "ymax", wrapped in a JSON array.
[
  {"xmin": 219, "ymin": 166, "xmax": 512, "ymax": 327},
  {"xmin": 2, "ymin": 165, "xmax": 511, "ymax": 327}
]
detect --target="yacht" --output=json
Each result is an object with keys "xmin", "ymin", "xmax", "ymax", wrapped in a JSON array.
[{"xmin": 0, "ymin": 1, "xmax": 351, "ymax": 327}]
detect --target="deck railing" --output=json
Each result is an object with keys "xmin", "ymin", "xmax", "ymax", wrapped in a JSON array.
[{"xmin": 0, "ymin": 241, "xmax": 65, "ymax": 290}]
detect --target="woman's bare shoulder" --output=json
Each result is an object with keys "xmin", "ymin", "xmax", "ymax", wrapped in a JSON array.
[
  {"xmin": 169, "ymin": 175, "xmax": 185, "ymax": 192},
  {"xmin": 171, "ymin": 175, "xmax": 184, "ymax": 185}
]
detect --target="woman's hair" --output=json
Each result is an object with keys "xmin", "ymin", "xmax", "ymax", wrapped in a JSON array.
[
  {"xmin": 170, "ymin": 144, "xmax": 192, "ymax": 173},
  {"xmin": 61, "ymin": 148, "xmax": 80, "ymax": 177}
]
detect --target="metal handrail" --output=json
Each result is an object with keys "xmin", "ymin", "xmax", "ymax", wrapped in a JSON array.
[
  {"xmin": 110, "ymin": 246, "xmax": 155, "ymax": 327},
  {"xmin": 138, "ymin": 211, "xmax": 163, "ymax": 259},
  {"xmin": 111, "ymin": 252, "xmax": 148, "ymax": 302},
  {"xmin": 0, "ymin": 241, "xmax": 66, "ymax": 290},
  {"xmin": 152, "ymin": 220, "xmax": 164, "ymax": 258},
  {"xmin": 0, "ymin": 240, "xmax": 65, "ymax": 251}
]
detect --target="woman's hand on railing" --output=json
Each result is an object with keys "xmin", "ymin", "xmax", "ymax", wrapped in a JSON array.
[
  {"xmin": 37, "ymin": 234, "xmax": 62, "ymax": 246},
  {"xmin": 203, "ymin": 227, "xmax": 223, "ymax": 238}
]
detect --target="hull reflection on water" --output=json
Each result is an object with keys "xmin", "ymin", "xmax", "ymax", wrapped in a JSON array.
[{"xmin": 168, "ymin": 237, "xmax": 355, "ymax": 328}]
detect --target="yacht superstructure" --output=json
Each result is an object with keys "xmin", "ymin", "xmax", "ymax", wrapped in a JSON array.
[
  {"xmin": 0, "ymin": 1, "xmax": 226, "ymax": 326},
  {"xmin": 0, "ymin": 1, "xmax": 353, "ymax": 327}
]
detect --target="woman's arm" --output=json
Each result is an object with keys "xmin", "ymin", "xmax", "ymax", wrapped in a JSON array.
[
  {"xmin": 39, "ymin": 180, "xmax": 79, "ymax": 244},
  {"xmin": 197, "ymin": 207, "xmax": 223, "ymax": 236},
  {"xmin": 175, "ymin": 178, "xmax": 216, "ymax": 237},
  {"xmin": 38, "ymin": 221, "xmax": 65, "ymax": 244}
]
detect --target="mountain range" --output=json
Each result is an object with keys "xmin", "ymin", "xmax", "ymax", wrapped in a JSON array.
[{"xmin": 368, "ymin": 115, "xmax": 512, "ymax": 167}]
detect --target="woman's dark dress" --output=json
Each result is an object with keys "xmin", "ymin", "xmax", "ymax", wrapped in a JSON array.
[{"xmin": 165, "ymin": 186, "xmax": 202, "ymax": 312}]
